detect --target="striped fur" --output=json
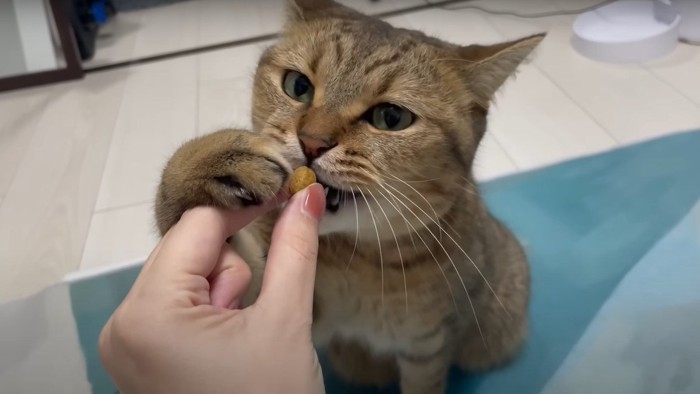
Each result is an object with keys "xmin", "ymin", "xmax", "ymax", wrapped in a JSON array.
[{"xmin": 155, "ymin": 1, "xmax": 543, "ymax": 393}]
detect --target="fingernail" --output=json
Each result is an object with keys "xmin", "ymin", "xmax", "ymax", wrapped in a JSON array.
[{"xmin": 300, "ymin": 183, "xmax": 325, "ymax": 221}]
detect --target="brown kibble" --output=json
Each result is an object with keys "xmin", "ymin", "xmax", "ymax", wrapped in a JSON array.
[{"xmin": 289, "ymin": 166, "xmax": 316, "ymax": 195}]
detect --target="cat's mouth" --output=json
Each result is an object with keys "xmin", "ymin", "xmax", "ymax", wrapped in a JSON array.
[{"xmin": 318, "ymin": 181, "xmax": 357, "ymax": 213}]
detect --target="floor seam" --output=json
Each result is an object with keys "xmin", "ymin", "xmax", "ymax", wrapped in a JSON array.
[
  {"xmin": 481, "ymin": 13, "xmax": 621, "ymax": 146},
  {"xmin": 642, "ymin": 64, "xmax": 700, "ymax": 109},
  {"xmin": 94, "ymin": 200, "xmax": 152, "ymax": 214}
]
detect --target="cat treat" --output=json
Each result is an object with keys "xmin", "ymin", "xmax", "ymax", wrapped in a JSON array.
[{"xmin": 289, "ymin": 166, "xmax": 316, "ymax": 195}]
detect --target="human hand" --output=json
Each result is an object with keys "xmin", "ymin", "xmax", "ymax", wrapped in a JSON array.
[{"xmin": 99, "ymin": 184, "xmax": 326, "ymax": 394}]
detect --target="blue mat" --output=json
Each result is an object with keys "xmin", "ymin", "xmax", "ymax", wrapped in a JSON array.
[{"xmin": 69, "ymin": 130, "xmax": 700, "ymax": 394}]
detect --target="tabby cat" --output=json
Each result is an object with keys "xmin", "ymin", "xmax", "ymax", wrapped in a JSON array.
[{"xmin": 155, "ymin": 1, "xmax": 543, "ymax": 392}]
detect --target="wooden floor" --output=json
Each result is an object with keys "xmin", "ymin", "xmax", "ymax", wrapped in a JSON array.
[{"xmin": 1, "ymin": 0, "xmax": 699, "ymax": 302}]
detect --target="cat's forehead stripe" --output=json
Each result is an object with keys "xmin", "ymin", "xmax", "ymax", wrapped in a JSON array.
[{"xmin": 310, "ymin": 34, "xmax": 425, "ymax": 108}]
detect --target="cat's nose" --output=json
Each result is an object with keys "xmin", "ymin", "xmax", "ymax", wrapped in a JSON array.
[{"xmin": 299, "ymin": 135, "xmax": 336, "ymax": 161}]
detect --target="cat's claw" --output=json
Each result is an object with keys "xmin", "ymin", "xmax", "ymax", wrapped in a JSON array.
[
  {"xmin": 214, "ymin": 175, "xmax": 261, "ymax": 206},
  {"xmin": 233, "ymin": 187, "xmax": 260, "ymax": 206}
]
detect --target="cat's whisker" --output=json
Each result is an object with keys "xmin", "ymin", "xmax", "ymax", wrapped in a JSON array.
[
  {"xmin": 402, "ymin": 178, "xmax": 442, "ymax": 184},
  {"xmin": 382, "ymin": 165, "xmax": 440, "ymax": 184},
  {"xmin": 386, "ymin": 173, "xmax": 444, "ymax": 242},
  {"xmin": 376, "ymin": 163, "xmax": 463, "ymax": 185},
  {"xmin": 345, "ymin": 186, "xmax": 360, "ymax": 272},
  {"xmin": 433, "ymin": 57, "xmax": 479, "ymax": 65},
  {"xmin": 384, "ymin": 182, "xmax": 512, "ymax": 322},
  {"xmin": 460, "ymin": 175, "xmax": 477, "ymax": 186},
  {"xmin": 378, "ymin": 170, "xmax": 461, "ymax": 245},
  {"xmin": 440, "ymin": 215, "xmax": 463, "ymax": 240},
  {"xmin": 383, "ymin": 178, "xmax": 443, "ymax": 184},
  {"xmin": 264, "ymin": 183, "xmax": 276, "ymax": 202},
  {"xmin": 387, "ymin": 189, "xmax": 419, "ymax": 252},
  {"xmin": 380, "ymin": 173, "xmax": 466, "ymax": 241},
  {"xmin": 381, "ymin": 163, "xmax": 477, "ymax": 192},
  {"xmin": 436, "ymin": 207, "xmax": 464, "ymax": 240},
  {"xmin": 382, "ymin": 174, "xmax": 470, "ymax": 240},
  {"xmin": 358, "ymin": 188, "xmax": 385, "ymax": 308},
  {"xmin": 459, "ymin": 176, "xmax": 479, "ymax": 196},
  {"xmin": 381, "ymin": 182, "xmax": 457, "ymax": 245},
  {"xmin": 460, "ymin": 187, "xmax": 478, "ymax": 197},
  {"xmin": 379, "ymin": 183, "xmax": 486, "ymax": 347},
  {"xmin": 374, "ymin": 186, "xmax": 459, "ymax": 315},
  {"xmin": 381, "ymin": 171, "xmax": 443, "ymax": 184},
  {"xmin": 366, "ymin": 188, "xmax": 408, "ymax": 314}
]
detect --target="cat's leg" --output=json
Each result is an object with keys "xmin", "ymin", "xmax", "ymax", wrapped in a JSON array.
[
  {"xmin": 456, "ymin": 302, "xmax": 527, "ymax": 371},
  {"xmin": 396, "ymin": 325, "xmax": 451, "ymax": 394},
  {"xmin": 457, "ymin": 237, "xmax": 529, "ymax": 371},
  {"xmin": 328, "ymin": 339, "xmax": 399, "ymax": 388}
]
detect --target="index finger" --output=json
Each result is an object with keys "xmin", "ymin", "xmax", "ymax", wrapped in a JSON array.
[{"xmin": 256, "ymin": 184, "xmax": 325, "ymax": 317}]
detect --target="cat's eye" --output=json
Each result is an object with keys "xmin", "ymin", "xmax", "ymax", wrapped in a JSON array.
[
  {"xmin": 365, "ymin": 103, "xmax": 415, "ymax": 131},
  {"xmin": 283, "ymin": 70, "xmax": 314, "ymax": 103}
]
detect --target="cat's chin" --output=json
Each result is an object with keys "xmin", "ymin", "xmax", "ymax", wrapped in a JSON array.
[
  {"xmin": 318, "ymin": 181, "xmax": 360, "ymax": 213},
  {"xmin": 318, "ymin": 202, "xmax": 363, "ymax": 236},
  {"xmin": 319, "ymin": 181, "xmax": 368, "ymax": 232}
]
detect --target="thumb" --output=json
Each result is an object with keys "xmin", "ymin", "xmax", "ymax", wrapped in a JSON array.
[
  {"xmin": 148, "ymin": 198, "xmax": 281, "ymax": 282},
  {"xmin": 257, "ymin": 184, "xmax": 325, "ymax": 317}
]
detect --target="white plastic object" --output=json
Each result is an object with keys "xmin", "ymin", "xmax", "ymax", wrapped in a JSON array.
[
  {"xmin": 672, "ymin": 0, "xmax": 700, "ymax": 44},
  {"xmin": 572, "ymin": 0, "xmax": 681, "ymax": 63}
]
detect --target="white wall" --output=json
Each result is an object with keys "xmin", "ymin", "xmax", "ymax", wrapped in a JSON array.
[{"xmin": 13, "ymin": 0, "xmax": 59, "ymax": 73}]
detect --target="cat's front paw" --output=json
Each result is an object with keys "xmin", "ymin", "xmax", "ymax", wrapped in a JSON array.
[{"xmin": 155, "ymin": 129, "xmax": 290, "ymax": 234}]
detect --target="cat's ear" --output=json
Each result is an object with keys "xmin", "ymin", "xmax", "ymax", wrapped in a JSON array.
[
  {"xmin": 286, "ymin": 0, "xmax": 343, "ymax": 22},
  {"xmin": 459, "ymin": 34, "xmax": 545, "ymax": 104}
]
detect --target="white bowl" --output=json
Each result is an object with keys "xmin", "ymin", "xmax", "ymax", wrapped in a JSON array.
[
  {"xmin": 672, "ymin": 0, "xmax": 700, "ymax": 44},
  {"xmin": 572, "ymin": 0, "xmax": 681, "ymax": 63}
]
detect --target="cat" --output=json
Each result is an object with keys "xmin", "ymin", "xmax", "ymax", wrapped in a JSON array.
[{"xmin": 155, "ymin": 1, "xmax": 543, "ymax": 393}]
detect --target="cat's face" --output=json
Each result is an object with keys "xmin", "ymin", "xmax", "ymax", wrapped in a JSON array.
[{"xmin": 252, "ymin": 0, "xmax": 542, "ymax": 238}]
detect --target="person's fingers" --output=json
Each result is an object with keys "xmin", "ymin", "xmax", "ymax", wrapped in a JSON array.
[
  {"xmin": 153, "ymin": 197, "xmax": 282, "ymax": 280},
  {"xmin": 209, "ymin": 245, "xmax": 252, "ymax": 309},
  {"xmin": 257, "ymin": 184, "xmax": 325, "ymax": 317}
]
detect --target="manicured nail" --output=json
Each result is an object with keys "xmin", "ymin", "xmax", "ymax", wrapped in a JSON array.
[{"xmin": 301, "ymin": 183, "xmax": 325, "ymax": 221}]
